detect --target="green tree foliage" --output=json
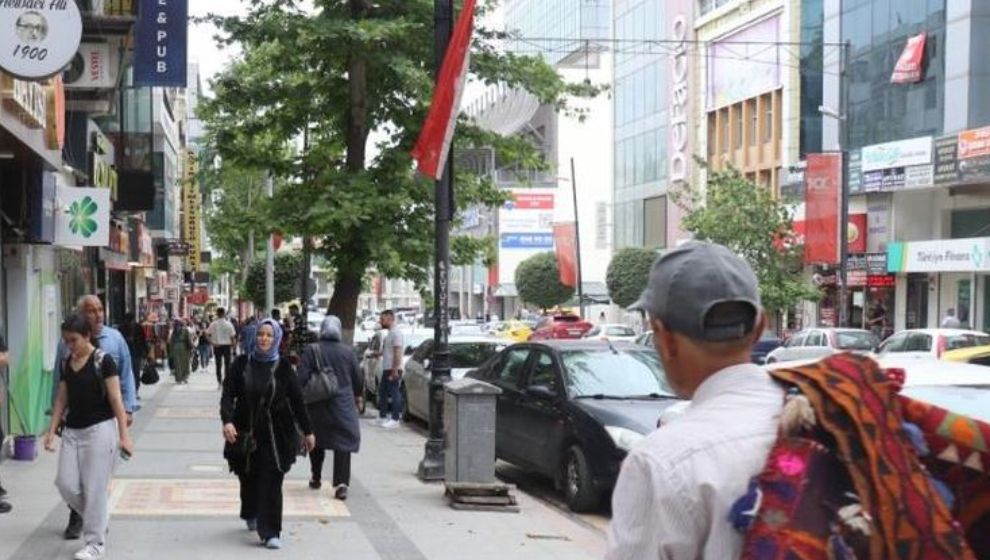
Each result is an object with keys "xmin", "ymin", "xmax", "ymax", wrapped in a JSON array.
[
  {"xmin": 606, "ymin": 247, "xmax": 659, "ymax": 308},
  {"xmin": 198, "ymin": 0, "xmax": 601, "ymax": 333},
  {"xmin": 242, "ymin": 252, "xmax": 305, "ymax": 308},
  {"xmin": 676, "ymin": 166, "xmax": 819, "ymax": 313},
  {"xmin": 515, "ymin": 252, "xmax": 574, "ymax": 310}
]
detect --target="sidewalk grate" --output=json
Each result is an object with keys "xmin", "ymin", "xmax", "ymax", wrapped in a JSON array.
[{"xmin": 109, "ymin": 479, "xmax": 350, "ymax": 518}]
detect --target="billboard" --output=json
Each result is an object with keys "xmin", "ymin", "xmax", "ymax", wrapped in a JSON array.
[
  {"xmin": 707, "ymin": 15, "xmax": 781, "ymax": 110},
  {"xmin": 804, "ymin": 153, "xmax": 842, "ymax": 265},
  {"xmin": 497, "ymin": 189, "xmax": 555, "ymax": 285}
]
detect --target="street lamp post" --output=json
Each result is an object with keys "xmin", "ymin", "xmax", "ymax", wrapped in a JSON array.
[{"xmin": 418, "ymin": 0, "xmax": 454, "ymax": 482}]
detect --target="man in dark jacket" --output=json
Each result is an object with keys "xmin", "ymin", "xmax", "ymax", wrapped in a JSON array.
[{"xmin": 297, "ymin": 316, "xmax": 363, "ymax": 500}]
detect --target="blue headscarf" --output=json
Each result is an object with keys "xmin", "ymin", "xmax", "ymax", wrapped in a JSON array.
[{"xmin": 251, "ymin": 318, "xmax": 283, "ymax": 363}]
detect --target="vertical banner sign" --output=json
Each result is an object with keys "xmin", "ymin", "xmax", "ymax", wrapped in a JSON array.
[
  {"xmin": 666, "ymin": 0, "xmax": 693, "ymax": 245},
  {"xmin": 134, "ymin": 0, "xmax": 188, "ymax": 87},
  {"xmin": 55, "ymin": 186, "xmax": 111, "ymax": 247},
  {"xmin": 182, "ymin": 150, "xmax": 201, "ymax": 271},
  {"xmin": 804, "ymin": 153, "xmax": 842, "ymax": 265},
  {"xmin": 552, "ymin": 222, "xmax": 578, "ymax": 288}
]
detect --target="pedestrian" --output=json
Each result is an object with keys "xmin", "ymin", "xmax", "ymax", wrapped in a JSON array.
[
  {"xmin": 298, "ymin": 316, "xmax": 362, "ymax": 500},
  {"xmin": 606, "ymin": 241, "xmax": 780, "ymax": 559},
  {"xmin": 288, "ymin": 304, "xmax": 313, "ymax": 359},
  {"xmin": 942, "ymin": 308, "xmax": 962, "ymax": 329},
  {"xmin": 118, "ymin": 312, "xmax": 148, "ymax": 399},
  {"xmin": 239, "ymin": 316, "xmax": 258, "ymax": 357},
  {"xmin": 197, "ymin": 321, "xmax": 212, "ymax": 371},
  {"xmin": 207, "ymin": 308, "xmax": 237, "ymax": 388},
  {"xmin": 52, "ymin": 295, "xmax": 137, "ymax": 541},
  {"xmin": 376, "ymin": 310, "xmax": 404, "ymax": 428},
  {"xmin": 44, "ymin": 314, "xmax": 134, "ymax": 560},
  {"xmin": 169, "ymin": 319, "xmax": 193, "ymax": 384},
  {"xmin": 867, "ymin": 301, "xmax": 887, "ymax": 340},
  {"xmin": 0, "ymin": 331, "xmax": 11, "ymax": 514},
  {"xmin": 221, "ymin": 319, "xmax": 315, "ymax": 549}
]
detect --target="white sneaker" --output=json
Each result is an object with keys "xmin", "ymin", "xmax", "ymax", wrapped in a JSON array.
[
  {"xmin": 377, "ymin": 418, "xmax": 390, "ymax": 427},
  {"xmin": 74, "ymin": 544, "xmax": 105, "ymax": 560},
  {"xmin": 382, "ymin": 419, "xmax": 399, "ymax": 429}
]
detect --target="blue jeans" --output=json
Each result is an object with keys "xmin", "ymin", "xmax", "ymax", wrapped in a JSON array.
[{"xmin": 377, "ymin": 371, "xmax": 403, "ymax": 421}]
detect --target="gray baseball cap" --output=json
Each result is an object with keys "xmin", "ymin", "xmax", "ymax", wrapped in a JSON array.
[{"xmin": 629, "ymin": 241, "xmax": 762, "ymax": 342}]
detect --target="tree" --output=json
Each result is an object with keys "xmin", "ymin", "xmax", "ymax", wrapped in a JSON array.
[
  {"xmin": 198, "ymin": 0, "xmax": 601, "ymax": 337},
  {"xmin": 515, "ymin": 252, "xmax": 574, "ymax": 310},
  {"xmin": 676, "ymin": 166, "xmax": 819, "ymax": 314},
  {"xmin": 242, "ymin": 252, "xmax": 305, "ymax": 308},
  {"xmin": 606, "ymin": 247, "xmax": 659, "ymax": 308}
]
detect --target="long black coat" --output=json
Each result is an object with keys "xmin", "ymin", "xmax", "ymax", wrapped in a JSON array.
[
  {"xmin": 220, "ymin": 355, "xmax": 313, "ymax": 475},
  {"xmin": 296, "ymin": 340, "xmax": 362, "ymax": 453}
]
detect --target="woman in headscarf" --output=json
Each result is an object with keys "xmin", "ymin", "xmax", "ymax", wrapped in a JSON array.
[
  {"xmin": 220, "ymin": 319, "xmax": 315, "ymax": 550},
  {"xmin": 169, "ymin": 318, "xmax": 193, "ymax": 384},
  {"xmin": 297, "ymin": 316, "xmax": 363, "ymax": 500}
]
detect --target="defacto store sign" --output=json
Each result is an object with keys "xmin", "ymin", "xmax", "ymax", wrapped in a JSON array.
[
  {"xmin": 0, "ymin": 0, "xmax": 83, "ymax": 81},
  {"xmin": 668, "ymin": 13, "xmax": 690, "ymax": 187},
  {"xmin": 134, "ymin": 0, "xmax": 188, "ymax": 87},
  {"xmin": 887, "ymin": 238, "xmax": 990, "ymax": 273}
]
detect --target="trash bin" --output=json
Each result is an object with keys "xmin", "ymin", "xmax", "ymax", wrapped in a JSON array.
[{"xmin": 444, "ymin": 378, "xmax": 501, "ymax": 484}]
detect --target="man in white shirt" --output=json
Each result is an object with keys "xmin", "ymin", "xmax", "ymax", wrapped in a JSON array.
[
  {"xmin": 941, "ymin": 308, "xmax": 961, "ymax": 328},
  {"xmin": 606, "ymin": 241, "xmax": 783, "ymax": 560},
  {"xmin": 206, "ymin": 308, "xmax": 236, "ymax": 387}
]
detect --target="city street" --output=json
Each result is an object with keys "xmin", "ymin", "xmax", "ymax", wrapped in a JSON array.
[{"xmin": 0, "ymin": 369, "xmax": 605, "ymax": 560}]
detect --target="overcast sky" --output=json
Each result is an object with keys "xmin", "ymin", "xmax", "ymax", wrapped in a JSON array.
[{"xmin": 189, "ymin": 0, "xmax": 248, "ymax": 93}]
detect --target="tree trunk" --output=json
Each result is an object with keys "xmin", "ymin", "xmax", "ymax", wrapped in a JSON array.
[{"xmin": 327, "ymin": 267, "xmax": 363, "ymax": 344}]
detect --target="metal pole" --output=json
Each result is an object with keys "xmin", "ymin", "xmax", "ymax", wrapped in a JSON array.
[
  {"xmin": 838, "ymin": 41, "xmax": 850, "ymax": 328},
  {"xmin": 265, "ymin": 174, "xmax": 275, "ymax": 316},
  {"xmin": 418, "ymin": 0, "xmax": 453, "ymax": 482},
  {"xmin": 570, "ymin": 157, "xmax": 585, "ymax": 318}
]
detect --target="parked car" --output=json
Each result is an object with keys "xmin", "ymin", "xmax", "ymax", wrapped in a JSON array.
[
  {"xmin": 894, "ymin": 357, "xmax": 990, "ymax": 423},
  {"xmin": 941, "ymin": 345, "xmax": 990, "ymax": 367},
  {"xmin": 493, "ymin": 320, "xmax": 536, "ymax": 343},
  {"xmin": 449, "ymin": 322, "xmax": 487, "ymax": 337},
  {"xmin": 583, "ymin": 324, "xmax": 638, "ymax": 343},
  {"xmin": 765, "ymin": 328, "xmax": 877, "ymax": 364},
  {"xmin": 528, "ymin": 314, "xmax": 593, "ymax": 341},
  {"xmin": 467, "ymin": 340, "xmax": 681, "ymax": 512},
  {"xmin": 402, "ymin": 337, "xmax": 507, "ymax": 422},
  {"xmin": 750, "ymin": 331, "xmax": 783, "ymax": 364},
  {"xmin": 634, "ymin": 331, "xmax": 653, "ymax": 348},
  {"xmin": 876, "ymin": 328, "xmax": 990, "ymax": 359}
]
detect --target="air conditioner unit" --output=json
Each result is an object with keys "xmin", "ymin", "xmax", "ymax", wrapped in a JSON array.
[{"xmin": 63, "ymin": 43, "xmax": 120, "ymax": 90}]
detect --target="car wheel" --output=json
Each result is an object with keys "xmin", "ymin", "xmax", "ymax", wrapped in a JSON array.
[{"xmin": 562, "ymin": 445, "xmax": 599, "ymax": 513}]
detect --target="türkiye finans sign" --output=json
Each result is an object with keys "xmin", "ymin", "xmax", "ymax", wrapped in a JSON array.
[{"xmin": 0, "ymin": 0, "xmax": 82, "ymax": 81}]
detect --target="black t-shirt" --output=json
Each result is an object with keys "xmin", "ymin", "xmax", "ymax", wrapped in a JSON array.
[{"xmin": 64, "ymin": 351, "xmax": 118, "ymax": 429}]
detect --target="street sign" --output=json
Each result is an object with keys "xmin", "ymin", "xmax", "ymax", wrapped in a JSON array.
[{"xmin": 0, "ymin": 0, "xmax": 82, "ymax": 81}]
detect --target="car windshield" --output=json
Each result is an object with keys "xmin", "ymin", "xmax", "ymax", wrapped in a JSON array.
[
  {"xmin": 449, "ymin": 343, "xmax": 503, "ymax": 369},
  {"xmin": 604, "ymin": 326, "xmax": 635, "ymax": 337},
  {"xmin": 561, "ymin": 349, "xmax": 675, "ymax": 398},
  {"xmin": 835, "ymin": 331, "xmax": 877, "ymax": 351},
  {"xmin": 946, "ymin": 334, "xmax": 990, "ymax": 350}
]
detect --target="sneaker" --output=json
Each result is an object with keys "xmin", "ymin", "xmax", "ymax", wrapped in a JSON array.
[
  {"xmin": 0, "ymin": 484, "xmax": 7, "ymax": 498},
  {"xmin": 0, "ymin": 500, "xmax": 11, "ymax": 514},
  {"xmin": 334, "ymin": 485, "xmax": 348, "ymax": 501},
  {"xmin": 308, "ymin": 479, "xmax": 321, "ymax": 490},
  {"xmin": 73, "ymin": 544, "xmax": 105, "ymax": 560},
  {"xmin": 377, "ymin": 418, "xmax": 389, "ymax": 427},
  {"xmin": 245, "ymin": 518, "xmax": 257, "ymax": 531},
  {"xmin": 64, "ymin": 510, "xmax": 83, "ymax": 540},
  {"xmin": 382, "ymin": 419, "xmax": 399, "ymax": 429},
  {"xmin": 264, "ymin": 537, "xmax": 283, "ymax": 550}
]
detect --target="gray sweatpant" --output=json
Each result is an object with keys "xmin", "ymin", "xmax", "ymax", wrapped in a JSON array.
[{"xmin": 56, "ymin": 419, "xmax": 118, "ymax": 546}]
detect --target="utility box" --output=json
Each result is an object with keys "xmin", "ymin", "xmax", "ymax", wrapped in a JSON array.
[{"xmin": 444, "ymin": 378, "xmax": 501, "ymax": 484}]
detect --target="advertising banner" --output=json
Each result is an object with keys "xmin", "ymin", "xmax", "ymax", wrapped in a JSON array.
[
  {"xmin": 707, "ymin": 15, "xmax": 781, "ymax": 109},
  {"xmin": 134, "ymin": 0, "xmax": 188, "ymax": 87},
  {"xmin": 888, "ymin": 238, "xmax": 990, "ymax": 273},
  {"xmin": 861, "ymin": 136, "xmax": 932, "ymax": 172},
  {"xmin": 958, "ymin": 126, "xmax": 990, "ymax": 159},
  {"xmin": 497, "ymin": 189, "xmax": 555, "ymax": 285},
  {"xmin": 552, "ymin": 222, "xmax": 577, "ymax": 288},
  {"xmin": 55, "ymin": 186, "xmax": 111, "ymax": 247},
  {"xmin": 848, "ymin": 213, "xmax": 867, "ymax": 253},
  {"xmin": 804, "ymin": 153, "xmax": 842, "ymax": 265},
  {"xmin": 890, "ymin": 32, "xmax": 927, "ymax": 84}
]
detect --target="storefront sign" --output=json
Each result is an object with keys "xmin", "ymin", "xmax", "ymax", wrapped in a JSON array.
[
  {"xmin": 163, "ymin": 240, "xmax": 190, "ymax": 256},
  {"xmin": 183, "ymin": 151, "xmax": 202, "ymax": 271},
  {"xmin": 847, "ymin": 150, "xmax": 863, "ymax": 194},
  {"xmin": 43, "ymin": 75, "xmax": 64, "ymax": 149},
  {"xmin": 0, "ymin": 0, "xmax": 82, "ymax": 80},
  {"xmin": 134, "ymin": 0, "xmax": 188, "ymax": 87},
  {"xmin": 63, "ymin": 42, "xmax": 119, "ymax": 90},
  {"xmin": 804, "ymin": 153, "xmax": 842, "ymax": 264},
  {"xmin": 1, "ymin": 73, "xmax": 45, "ymax": 128},
  {"xmin": 99, "ymin": 248, "xmax": 130, "ymax": 271},
  {"xmin": 707, "ymin": 15, "xmax": 780, "ymax": 109},
  {"xmin": 959, "ymin": 155, "xmax": 990, "ymax": 183},
  {"xmin": 668, "ymin": 3, "xmax": 692, "ymax": 189},
  {"xmin": 867, "ymin": 275, "xmax": 896, "ymax": 288},
  {"xmin": 862, "ymin": 164, "xmax": 932, "ymax": 192},
  {"xmin": 848, "ymin": 213, "xmax": 867, "ymax": 253},
  {"xmin": 933, "ymin": 134, "xmax": 960, "ymax": 186},
  {"xmin": 861, "ymin": 136, "xmax": 932, "ymax": 172},
  {"xmin": 887, "ymin": 237, "xmax": 990, "ymax": 273},
  {"xmin": 958, "ymin": 126, "xmax": 990, "ymax": 159},
  {"xmin": 55, "ymin": 186, "xmax": 111, "ymax": 247}
]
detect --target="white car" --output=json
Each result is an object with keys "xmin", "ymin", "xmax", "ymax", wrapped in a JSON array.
[
  {"xmin": 875, "ymin": 328, "xmax": 990, "ymax": 359},
  {"xmin": 583, "ymin": 324, "xmax": 639, "ymax": 343},
  {"xmin": 765, "ymin": 328, "xmax": 877, "ymax": 364},
  {"xmin": 402, "ymin": 336, "xmax": 507, "ymax": 422},
  {"xmin": 363, "ymin": 329, "xmax": 433, "ymax": 401}
]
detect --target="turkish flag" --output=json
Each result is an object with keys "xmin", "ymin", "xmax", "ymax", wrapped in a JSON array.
[
  {"xmin": 411, "ymin": 0, "xmax": 477, "ymax": 180},
  {"xmin": 553, "ymin": 222, "xmax": 578, "ymax": 287},
  {"xmin": 891, "ymin": 33, "xmax": 927, "ymax": 84}
]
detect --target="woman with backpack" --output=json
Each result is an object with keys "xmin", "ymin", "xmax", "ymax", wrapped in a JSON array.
[
  {"xmin": 297, "ymin": 315, "xmax": 363, "ymax": 500},
  {"xmin": 221, "ymin": 319, "xmax": 315, "ymax": 549},
  {"xmin": 44, "ymin": 314, "xmax": 134, "ymax": 560},
  {"xmin": 169, "ymin": 318, "xmax": 193, "ymax": 384}
]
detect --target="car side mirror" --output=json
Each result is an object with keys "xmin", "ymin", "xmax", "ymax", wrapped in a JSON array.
[{"xmin": 526, "ymin": 385, "xmax": 556, "ymax": 400}]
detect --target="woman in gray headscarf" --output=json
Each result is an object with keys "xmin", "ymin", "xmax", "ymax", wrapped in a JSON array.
[{"xmin": 297, "ymin": 315, "xmax": 363, "ymax": 500}]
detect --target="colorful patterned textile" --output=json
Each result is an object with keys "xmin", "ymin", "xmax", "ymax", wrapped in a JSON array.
[{"xmin": 735, "ymin": 353, "xmax": 978, "ymax": 560}]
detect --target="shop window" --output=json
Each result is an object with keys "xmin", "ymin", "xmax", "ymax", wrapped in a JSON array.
[
  {"xmin": 643, "ymin": 196, "xmax": 667, "ymax": 248},
  {"xmin": 750, "ymin": 100, "xmax": 758, "ymax": 146},
  {"xmin": 950, "ymin": 209, "xmax": 990, "ymax": 239}
]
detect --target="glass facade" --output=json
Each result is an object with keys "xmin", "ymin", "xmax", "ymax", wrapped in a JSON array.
[
  {"xmin": 504, "ymin": 0, "xmax": 610, "ymax": 66},
  {"xmin": 613, "ymin": 0, "xmax": 665, "ymax": 249},
  {"xmin": 842, "ymin": 0, "xmax": 946, "ymax": 151},
  {"xmin": 800, "ymin": 0, "xmax": 824, "ymax": 156}
]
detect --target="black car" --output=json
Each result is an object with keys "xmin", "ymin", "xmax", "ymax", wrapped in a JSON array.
[
  {"xmin": 466, "ymin": 340, "xmax": 681, "ymax": 512},
  {"xmin": 750, "ymin": 331, "xmax": 783, "ymax": 364}
]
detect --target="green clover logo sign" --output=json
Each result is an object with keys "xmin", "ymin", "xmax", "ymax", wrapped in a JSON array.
[{"xmin": 67, "ymin": 196, "xmax": 99, "ymax": 238}]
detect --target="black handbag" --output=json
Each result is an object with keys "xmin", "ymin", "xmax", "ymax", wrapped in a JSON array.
[
  {"xmin": 301, "ymin": 344, "xmax": 339, "ymax": 405},
  {"xmin": 141, "ymin": 360, "xmax": 160, "ymax": 385}
]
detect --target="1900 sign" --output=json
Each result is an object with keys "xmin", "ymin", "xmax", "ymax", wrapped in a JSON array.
[{"xmin": 0, "ymin": 0, "xmax": 82, "ymax": 81}]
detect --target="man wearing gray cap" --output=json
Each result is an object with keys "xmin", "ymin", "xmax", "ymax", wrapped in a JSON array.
[{"xmin": 605, "ymin": 241, "xmax": 783, "ymax": 560}]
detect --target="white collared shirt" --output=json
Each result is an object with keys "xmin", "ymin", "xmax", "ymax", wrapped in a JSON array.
[{"xmin": 606, "ymin": 363, "xmax": 783, "ymax": 560}]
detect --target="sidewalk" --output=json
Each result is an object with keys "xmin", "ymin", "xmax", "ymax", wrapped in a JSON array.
[{"xmin": 0, "ymin": 366, "xmax": 606, "ymax": 560}]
